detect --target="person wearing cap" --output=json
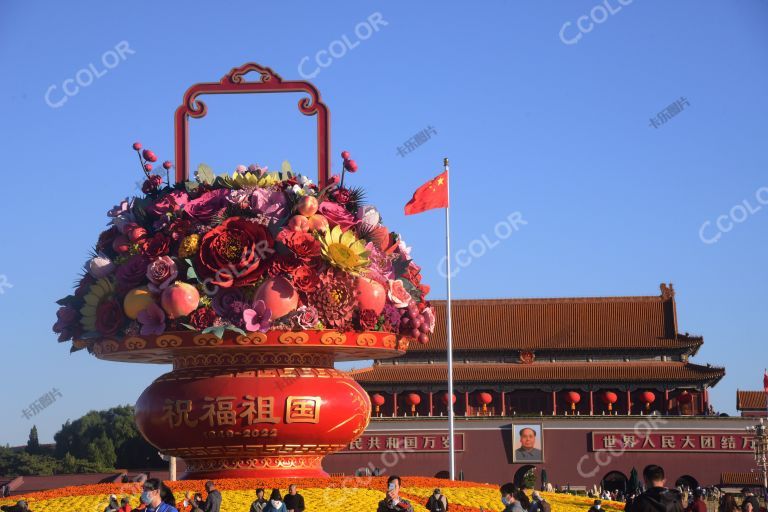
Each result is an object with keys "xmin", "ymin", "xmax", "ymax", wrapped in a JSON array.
[
  {"xmin": 530, "ymin": 491, "xmax": 551, "ymax": 512},
  {"xmin": 588, "ymin": 499, "xmax": 603, "ymax": 512},
  {"xmin": 192, "ymin": 481, "xmax": 221, "ymax": 512},
  {"xmin": 0, "ymin": 500, "xmax": 29, "ymax": 512},
  {"xmin": 425, "ymin": 488, "xmax": 449, "ymax": 512}
]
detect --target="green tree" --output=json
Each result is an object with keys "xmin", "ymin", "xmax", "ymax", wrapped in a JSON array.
[{"xmin": 26, "ymin": 425, "xmax": 40, "ymax": 455}]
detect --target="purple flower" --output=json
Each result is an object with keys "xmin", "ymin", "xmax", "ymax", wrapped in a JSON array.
[
  {"xmin": 212, "ymin": 287, "xmax": 245, "ymax": 316},
  {"xmin": 243, "ymin": 300, "xmax": 272, "ymax": 332},
  {"xmin": 185, "ymin": 188, "xmax": 229, "ymax": 223},
  {"xmin": 115, "ymin": 255, "xmax": 149, "ymax": 293},
  {"xmin": 249, "ymin": 187, "xmax": 288, "ymax": 224},
  {"xmin": 382, "ymin": 303, "xmax": 402, "ymax": 332},
  {"xmin": 107, "ymin": 198, "xmax": 131, "ymax": 219},
  {"xmin": 137, "ymin": 303, "xmax": 166, "ymax": 336}
]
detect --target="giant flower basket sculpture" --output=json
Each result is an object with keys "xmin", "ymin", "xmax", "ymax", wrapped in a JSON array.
[{"xmin": 53, "ymin": 63, "xmax": 434, "ymax": 478}]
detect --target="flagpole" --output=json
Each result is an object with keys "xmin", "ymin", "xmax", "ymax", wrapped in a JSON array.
[{"xmin": 443, "ymin": 157, "xmax": 456, "ymax": 481}]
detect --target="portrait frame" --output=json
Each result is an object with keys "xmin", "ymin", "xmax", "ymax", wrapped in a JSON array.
[{"xmin": 512, "ymin": 423, "xmax": 544, "ymax": 463}]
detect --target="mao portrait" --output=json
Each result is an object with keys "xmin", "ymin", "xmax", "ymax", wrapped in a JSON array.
[{"xmin": 513, "ymin": 424, "xmax": 543, "ymax": 462}]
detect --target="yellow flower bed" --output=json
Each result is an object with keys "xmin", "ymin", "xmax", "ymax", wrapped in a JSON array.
[
  {"xmin": 0, "ymin": 476, "xmax": 623, "ymax": 512},
  {"xmin": 404, "ymin": 486, "xmax": 626, "ymax": 512}
]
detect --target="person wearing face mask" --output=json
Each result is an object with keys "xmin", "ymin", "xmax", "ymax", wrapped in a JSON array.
[
  {"xmin": 426, "ymin": 488, "xmax": 449, "ymax": 512},
  {"xmin": 500, "ymin": 483, "xmax": 524, "ymax": 512},
  {"xmin": 588, "ymin": 499, "xmax": 603, "ymax": 512},
  {"xmin": 140, "ymin": 478, "xmax": 178, "ymax": 512},
  {"xmin": 263, "ymin": 489, "xmax": 287, "ymax": 512}
]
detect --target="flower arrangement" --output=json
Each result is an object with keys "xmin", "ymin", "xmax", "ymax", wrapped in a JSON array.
[{"xmin": 54, "ymin": 144, "xmax": 433, "ymax": 351}]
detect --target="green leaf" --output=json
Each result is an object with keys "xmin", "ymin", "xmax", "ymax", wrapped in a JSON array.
[
  {"xmin": 185, "ymin": 259, "xmax": 198, "ymax": 280},
  {"xmin": 56, "ymin": 295, "xmax": 77, "ymax": 306},
  {"xmin": 184, "ymin": 180, "xmax": 199, "ymax": 193},
  {"xmin": 202, "ymin": 325, "xmax": 226, "ymax": 339},
  {"xmin": 214, "ymin": 175, "xmax": 234, "ymax": 189},
  {"xmin": 195, "ymin": 164, "xmax": 215, "ymax": 184}
]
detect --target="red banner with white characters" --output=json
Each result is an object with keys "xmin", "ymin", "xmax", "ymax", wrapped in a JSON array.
[
  {"xmin": 591, "ymin": 431, "xmax": 755, "ymax": 452},
  {"xmin": 342, "ymin": 433, "xmax": 465, "ymax": 453}
]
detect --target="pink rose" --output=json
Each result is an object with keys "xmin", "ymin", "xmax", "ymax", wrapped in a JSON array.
[
  {"xmin": 185, "ymin": 188, "xmax": 229, "ymax": 223},
  {"xmin": 388, "ymin": 279, "xmax": 412, "ymax": 308},
  {"xmin": 146, "ymin": 190, "xmax": 188, "ymax": 217},
  {"xmin": 422, "ymin": 306, "xmax": 435, "ymax": 333},
  {"xmin": 317, "ymin": 201, "xmax": 358, "ymax": 230},
  {"xmin": 146, "ymin": 256, "xmax": 178, "ymax": 293}
]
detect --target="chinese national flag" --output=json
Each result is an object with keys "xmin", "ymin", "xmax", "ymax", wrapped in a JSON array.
[
  {"xmin": 763, "ymin": 369, "xmax": 768, "ymax": 394},
  {"xmin": 404, "ymin": 171, "xmax": 449, "ymax": 215}
]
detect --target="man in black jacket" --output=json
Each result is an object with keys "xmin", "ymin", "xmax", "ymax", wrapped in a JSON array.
[
  {"xmin": 284, "ymin": 484, "xmax": 305, "ymax": 512},
  {"xmin": 626, "ymin": 465, "xmax": 682, "ymax": 512},
  {"xmin": 193, "ymin": 481, "xmax": 222, "ymax": 512}
]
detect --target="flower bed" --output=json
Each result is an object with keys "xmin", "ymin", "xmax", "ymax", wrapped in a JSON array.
[{"xmin": 0, "ymin": 476, "xmax": 626, "ymax": 512}]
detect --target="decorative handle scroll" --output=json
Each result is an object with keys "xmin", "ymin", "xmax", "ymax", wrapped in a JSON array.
[{"xmin": 174, "ymin": 63, "xmax": 331, "ymax": 187}]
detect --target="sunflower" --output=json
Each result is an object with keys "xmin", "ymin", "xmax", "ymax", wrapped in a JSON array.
[
  {"xmin": 320, "ymin": 225, "xmax": 370, "ymax": 275},
  {"xmin": 79, "ymin": 278, "xmax": 115, "ymax": 331}
]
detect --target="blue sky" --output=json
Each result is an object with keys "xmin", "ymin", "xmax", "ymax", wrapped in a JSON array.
[{"xmin": 1, "ymin": 1, "xmax": 767, "ymax": 445}]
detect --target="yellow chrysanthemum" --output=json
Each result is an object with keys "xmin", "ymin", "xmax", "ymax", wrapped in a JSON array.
[
  {"xmin": 178, "ymin": 234, "xmax": 201, "ymax": 258},
  {"xmin": 79, "ymin": 278, "xmax": 114, "ymax": 331},
  {"xmin": 231, "ymin": 171, "xmax": 280, "ymax": 189},
  {"xmin": 320, "ymin": 225, "xmax": 370, "ymax": 275}
]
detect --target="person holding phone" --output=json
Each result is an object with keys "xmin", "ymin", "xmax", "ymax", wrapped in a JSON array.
[{"xmin": 377, "ymin": 475, "xmax": 414, "ymax": 512}]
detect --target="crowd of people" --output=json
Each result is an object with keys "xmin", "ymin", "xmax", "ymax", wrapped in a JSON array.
[{"xmin": 1, "ymin": 467, "xmax": 766, "ymax": 512}]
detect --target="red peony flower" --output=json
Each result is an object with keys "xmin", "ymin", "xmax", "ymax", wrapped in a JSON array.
[
  {"xmin": 292, "ymin": 265, "xmax": 321, "ymax": 293},
  {"xmin": 358, "ymin": 309, "xmax": 378, "ymax": 331},
  {"xmin": 166, "ymin": 218, "xmax": 193, "ymax": 241},
  {"xmin": 185, "ymin": 188, "xmax": 229, "ymax": 223},
  {"xmin": 141, "ymin": 233, "xmax": 170, "ymax": 258},
  {"xmin": 189, "ymin": 306, "xmax": 217, "ymax": 330},
  {"xmin": 196, "ymin": 216, "xmax": 274, "ymax": 288},
  {"xmin": 403, "ymin": 261, "xmax": 422, "ymax": 285},
  {"xmin": 147, "ymin": 190, "xmax": 189, "ymax": 217},
  {"xmin": 277, "ymin": 230, "xmax": 321, "ymax": 261},
  {"xmin": 95, "ymin": 299, "xmax": 125, "ymax": 336},
  {"xmin": 267, "ymin": 253, "xmax": 301, "ymax": 277},
  {"xmin": 310, "ymin": 269, "xmax": 356, "ymax": 329}
]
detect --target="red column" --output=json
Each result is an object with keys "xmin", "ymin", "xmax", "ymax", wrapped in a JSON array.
[
  {"xmin": 552, "ymin": 391, "xmax": 557, "ymax": 415},
  {"xmin": 393, "ymin": 391, "xmax": 398, "ymax": 417},
  {"xmin": 664, "ymin": 389, "xmax": 670, "ymax": 415},
  {"xmin": 626, "ymin": 390, "xmax": 632, "ymax": 415},
  {"xmin": 428, "ymin": 391, "xmax": 433, "ymax": 417},
  {"xmin": 465, "ymin": 391, "xmax": 470, "ymax": 416},
  {"xmin": 589, "ymin": 390, "xmax": 594, "ymax": 416},
  {"xmin": 501, "ymin": 391, "xmax": 506, "ymax": 416},
  {"xmin": 699, "ymin": 390, "xmax": 705, "ymax": 415},
  {"xmin": 704, "ymin": 388, "xmax": 709, "ymax": 413}
]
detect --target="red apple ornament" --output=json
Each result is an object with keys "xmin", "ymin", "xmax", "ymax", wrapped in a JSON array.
[
  {"xmin": 297, "ymin": 196, "xmax": 319, "ymax": 217},
  {"xmin": 356, "ymin": 278, "xmax": 386, "ymax": 315},
  {"xmin": 253, "ymin": 276, "xmax": 299, "ymax": 319},
  {"xmin": 160, "ymin": 282, "xmax": 200, "ymax": 319}
]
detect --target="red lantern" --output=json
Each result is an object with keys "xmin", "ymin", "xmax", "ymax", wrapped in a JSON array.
[
  {"xmin": 677, "ymin": 391, "xmax": 693, "ymax": 404},
  {"xmin": 601, "ymin": 391, "xmax": 618, "ymax": 411},
  {"xmin": 406, "ymin": 392, "xmax": 421, "ymax": 414},
  {"xmin": 640, "ymin": 391, "xmax": 656, "ymax": 410},
  {"xmin": 565, "ymin": 391, "xmax": 581, "ymax": 411},
  {"xmin": 478, "ymin": 392, "xmax": 493, "ymax": 413},
  {"xmin": 372, "ymin": 393, "xmax": 385, "ymax": 415},
  {"xmin": 442, "ymin": 392, "xmax": 457, "ymax": 405}
]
